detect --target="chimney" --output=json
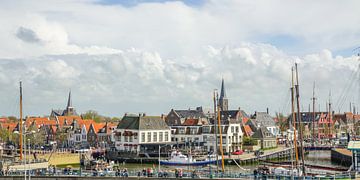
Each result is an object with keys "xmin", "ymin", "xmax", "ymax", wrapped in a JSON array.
[
  {"xmin": 266, "ymin": 108, "xmax": 269, "ymax": 114},
  {"xmin": 238, "ymin": 107, "xmax": 241, "ymax": 111},
  {"xmin": 142, "ymin": 113, "xmax": 146, "ymax": 117},
  {"xmin": 139, "ymin": 113, "xmax": 141, "ymax": 117}
]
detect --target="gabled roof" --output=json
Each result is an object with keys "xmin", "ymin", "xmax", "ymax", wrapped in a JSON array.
[
  {"xmin": 182, "ymin": 118, "xmax": 199, "ymax": 126},
  {"xmin": 57, "ymin": 116, "xmax": 83, "ymax": 127},
  {"xmin": 26, "ymin": 117, "xmax": 56, "ymax": 127},
  {"xmin": 243, "ymin": 125, "xmax": 253, "ymax": 136},
  {"xmin": 117, "ymin": 115, "xmax": 170, "ymax": 130},
  {"xmin": 218, "ymin": 110, "xmax": 249, "ymax": 123},
  {"xmin": 253, "ymin": 112, "xmax": 276, "ymax": 127},
  {"xmin": 252, "ymin": 126, "xmax": 275, "ymax": 139},
  {"xmin": 173, "ymin": 109, "xmax": 206, "ymax": 119}
]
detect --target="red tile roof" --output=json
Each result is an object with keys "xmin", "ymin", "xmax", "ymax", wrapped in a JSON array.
[
  {"xmin": 182, "ymin": 118, "xmax": 199, "ymax": 126},
  {"xmin": 244, "ymin": 125, "xmax": 253, "ymax": 137}
]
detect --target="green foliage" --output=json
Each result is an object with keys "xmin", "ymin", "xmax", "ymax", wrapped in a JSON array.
[
  {"xmin": 275, "ymin": 112, "xmax": 288, "ymax": 132},
  {"xmin": 27, "ymin": 125, "xmax": 45, "ymax": 146},
  {"xmin": 82, "ymin": 110, "xmax": 102, "ymax": 123},
  {"xmin": 7, "ymin": 116, "xmax": 17, "ymax": 122},
  {"xmin": 82, "ymin": 110, "xmax": 121, "ymax": 123},
  {"xmin": 243, "ymin": 136, "xmax": 258, "ymax": 146}
]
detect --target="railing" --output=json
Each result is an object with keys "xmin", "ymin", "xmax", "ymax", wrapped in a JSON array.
[{"xmin": 0, "ymin": 170, "xmax": 355, "ymax": 179}]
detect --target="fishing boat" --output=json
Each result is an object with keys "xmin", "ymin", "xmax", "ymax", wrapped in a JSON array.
[{"xmin": 160, "ymin": 150, "xmax": 220, "ymax": 166}]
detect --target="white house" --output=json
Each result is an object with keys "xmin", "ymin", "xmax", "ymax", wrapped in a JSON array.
[
  {"xmin": 203, "ymin": 121, "xmax": 243, "ymax": 154},
  {"xmin": 252, "ymin": 112, "xmax": 279, "ymax": 137},
  {"xmin": 114, "ymin": 114, "xmax": 172, "ymax": 154}
]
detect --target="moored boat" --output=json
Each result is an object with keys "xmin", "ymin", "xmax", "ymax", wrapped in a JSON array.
[{"xmin": 160, "ymin": 150, "xmax": 220, "ymax": 166}]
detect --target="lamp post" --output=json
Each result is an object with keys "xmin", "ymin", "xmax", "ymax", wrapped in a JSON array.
[
  {"xmin": 158, "ymin": 144, "xmax": 172, "ymax": 177},
  {"xmin": 28, "ymin": 138, "xmax": 31, "ymax": 180},
  {"xmin": 14, "ymin": 130, "xmax": 35, "ymax": 180}
]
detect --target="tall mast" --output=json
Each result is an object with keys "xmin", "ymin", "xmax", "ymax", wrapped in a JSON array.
[
  {"xmin": 328, "ymin": 90, "xmax": 332, "ymax": 139},
  {"xmin": 291, "ymin": 67, "xmax": 299, "ymax": 170},
  {"xmin": 19, "ymin": 81, "xmax": 23, "ymax": 160},
  {"xmin": 213, "ymin": 90, "xmax": 219, "ymax": 172},
  {"xmin": 217, "ymin": 96, "xmax": 225, "ymax": 172},
  {"xmin": 295, "ymin": 63, "xmax": 306, "ymax": 175},
  {"xmin": 311, "ymin": 82, "xmax": 316, "ymax": 146}
]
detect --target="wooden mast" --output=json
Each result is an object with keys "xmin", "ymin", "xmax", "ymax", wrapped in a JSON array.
[
  {"xmin": 213, "ymin": 90, "xmax": 219, "ymax": 172},
  {"xmin": 217, "ymin": 97, "xmax": 225, "ymax": 172},
  {"xmin": 312, "ymin": 82, "xmax": 316, "ymax": 146},
  {"xmin": 291, "ymin": 67, "xmax": 299, "ymax": 170},
  {"xmin": 295, "ymin": 63, "xmax": 306, "ymax": 175},
  {"xmin": 19, "ymin": 81, "xmax": 23, "ymax": 160}
]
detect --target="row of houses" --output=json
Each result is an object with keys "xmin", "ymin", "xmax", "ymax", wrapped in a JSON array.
[
  {"xmin": 2, "ymin": 80, "xmax": 359, "ymax": 156},
  {"xmin": 0, "ymin": 115, "xmax": 117, "ymax": 149}
]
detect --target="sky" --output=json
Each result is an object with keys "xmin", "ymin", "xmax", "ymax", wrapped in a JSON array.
[{"xmin": 0, "ymin": 0, "xmax": 360, "ymax": 117}]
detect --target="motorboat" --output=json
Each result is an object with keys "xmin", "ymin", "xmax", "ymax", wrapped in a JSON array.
[{"xmin": 160, "ymin": 150, "xmax": 219, "ymax": 166}]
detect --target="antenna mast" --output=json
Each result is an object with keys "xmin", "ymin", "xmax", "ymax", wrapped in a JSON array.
[{"xmin": 291, "ymin": 67, "xmax": 299, "ymax": 171}]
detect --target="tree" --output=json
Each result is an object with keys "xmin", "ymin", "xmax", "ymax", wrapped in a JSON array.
[
  {"xmin": 275, "ymin": 112, "xmax": 289, "ymax": 132},
  {"xmin": 0, "ymin": 127, "xmax": 10, "ymax": 142},
  {"xmin": 243, "ymin": 136, "xmax": 258, "ymax": 146},
  {"xmin": 82, "ymin": 110, "xmax": 102, "ymax": 123}
]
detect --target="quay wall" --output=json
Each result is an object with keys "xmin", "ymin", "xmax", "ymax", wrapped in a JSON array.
[
  {"xmin": 0, "ymin": 176, "xmax": 245, "ymax": 180},
  {"xmin": 106, "ymin": 148, "xmax": 293, "ymax": 166},
  {"xmin": 331, "ymin": 148, "xmax": 352, "ymax": 167}
]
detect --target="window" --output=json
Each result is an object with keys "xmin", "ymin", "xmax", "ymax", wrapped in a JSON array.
[
  {"xmin": 129, "ymin": 136, "xmax": 133, "ymax": 142},
  {"xmin": 194, "ymin": 137, "xmax": 199, "ymax": 142},
  {"xmin": 203, "ymin": 135, "xmax": 208, "ymax": 142},
  {"xmin": 159, "ymin": 132, "xmax": 163, "ymax": 142},
  {"xmin": 141, "ymin": 133, "xmax": 145, "ymax": 142},
  {"xmin": 179, "ymin": 128, "xmax": 185, "ymax": 134},
  {"xmin": 153, "ymin": 132, "xmax": 157, "ymax": 142},
  {"xmin": 231, "ymin": 126, "xmax": 234, "ymax": 133},
  {"xmin": 147, "ymin": 132, "xmax": 151, "ymax": 142},
  {"xmin": 236, "ymin": 127, "xmax": 239, "ymax": 133},
  {"xmin": 116, "ymin": 134, "xmax": 121, "ymax": 141},
  {"xmin": 82, "ymin": 135, "xmax": 86, "ymax": 140},
  {"xmin": 165, "ymin": 132, "xmax": 169, "ymax": 141},
  {"xmin": 190, "ymin": 127, "xmax": 197, "ymax": 134},
  {"xmin": 181, "ymin": 137, "xmax": 185, "ymax": 142},
  {"xmin": 124, "ymin": 136, "xmax": 128, "ymax": 142},
  {"xmin": 203, "ymin": 127, "xmax": 210, "ymax": 133}
]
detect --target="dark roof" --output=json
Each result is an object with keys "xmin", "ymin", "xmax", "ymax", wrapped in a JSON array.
[
  {"xmin": 174, "ymin": 110, "xmax": 206, "ymax": 119},
  {"xmin": 251, "ymin": 126, "xmax": 275, "ymax": 139},
  {"xmin": 287, "ymin": 112, "xmax": 327, "ymax": 123},
  {"xmin": 253, "ymin": 112, "xmax": 276, "ymax": 127},
  {"xmin": 117, "ymin": 115, "xmax": 170, "ymax": 130},
  {"xmin": 220, "ymin": 78, "xmax": 226, "ymax": 99}
]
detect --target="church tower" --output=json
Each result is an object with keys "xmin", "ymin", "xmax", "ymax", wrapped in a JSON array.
[
  {"xmin": 219, "ymin": 78, "xmax": 228, "ymax": 111},
  {"xmin": 65, "ymin": 90, "xmax": 74, "ymax": 116}
]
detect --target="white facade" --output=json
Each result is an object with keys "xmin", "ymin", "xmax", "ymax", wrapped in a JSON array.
[
  {"xmin": 203, "ymin": 123, "xmax": 243, "ymax": 154},
  {"xmin": 171, "ymin": 126, "xmax": 203, "ymax": 146},
  {"xmin": 68, "ymin": 125, "xmax": 88, "ymax": 147},
  {"xmin": 114, "ymin": 129, "xmax": 171, "ymax": 152}
]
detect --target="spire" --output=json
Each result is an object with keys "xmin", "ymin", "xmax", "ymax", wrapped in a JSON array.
[
  {"xmin": 220, "ymin": 78, "xmax": 226, "ymax": 99},
  {"xmin": 67, "ymin": 90, "xmax": 72, "ymax": 108},
  {"xmin": 218, "ymin": 78, "xmax": 228, "ymax": 111}
]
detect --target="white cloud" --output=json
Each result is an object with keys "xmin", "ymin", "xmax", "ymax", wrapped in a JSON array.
[
  {"xmin": 0, "ymin": 0, "xmax": 359, "ymax": 116},
  {"xmin": 0, "ymin": 44, "xmax": 358, "ymax": 117}
]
